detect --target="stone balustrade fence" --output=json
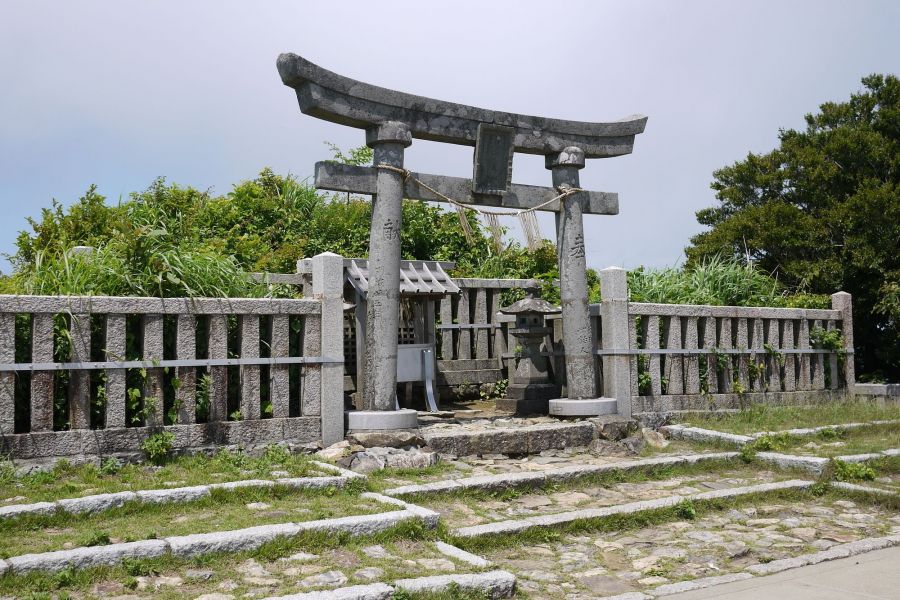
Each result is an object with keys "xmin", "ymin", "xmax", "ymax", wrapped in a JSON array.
[{"xmin": 0, "ymin": 253, "xmax": 345, "ymax": 462}]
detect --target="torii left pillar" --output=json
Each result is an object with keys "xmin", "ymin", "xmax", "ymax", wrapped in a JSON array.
[{"xmin": 348, "ymin": 121, "xmax": 419, "ymax": 431}]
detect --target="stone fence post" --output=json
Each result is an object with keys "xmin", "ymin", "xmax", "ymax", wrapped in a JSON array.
[
  {"xmin": 831, "ymin": 291, "xmax": 855, "ymax": 390},
  {"xmin": 600, "ymin": 267, "xmax": 632, "ymax": 418},
  {"xmin": 312, "ymin": 252, "xmax": 345, "ymax": 446}
]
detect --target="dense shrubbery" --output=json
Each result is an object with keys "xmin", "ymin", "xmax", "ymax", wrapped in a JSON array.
[{"xmin": 1, "ymin": 152, "xmax": 824, "ymax": 311}]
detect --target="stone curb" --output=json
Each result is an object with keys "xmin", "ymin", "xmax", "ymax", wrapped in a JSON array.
[
  {"xmin": 755, "ymin": 452, "xmax": 830, "ymax": 474},
  {"xmin": 661, "ymin": 420, "xmax": 900, "ymax": 448},
  {"xmin": 830, "ymin": 481, "xmax": 899, "ymax": 497},
  {"xmin": 650, "ymin": 572, "xmax": 753, "ymax": 595},
  {"xmin": 434, "ymin": 541, "xmax": 492, "ymax": 567},
  {"xmin": 659, "ymin": 425, "xmax": 753, "ymax": 446},
  {"xmin": 0, "ymin": 469, "xmax": 350, "ymax": 520},
  {"xmin": 259, "ymin": 571, "xmax": 516, "ymax": 600},
  {"xmin": 394, "ymin": 570, "xmax": 517, "ymax": 599},
  {"xmin": 745, "ymin": 533, "xmax": 900, "ymax": 575},
  {"xmin": 748, "ymin": 419, "xmax": 900, "ymax": 439},
  {"xmin": 452, "ymin": 479, "xmax": 813, "ymax": 538},
  {"xmin": 382, "ymin": 452, "xmax": 739, "ymax": 497},
  {"xmin": 833, "ymin": 448, "xmax": 899, "ymax": 463},
  {"xmin": 359, "ymin": 492, "xmax": 441, "ymax": 528},
  {"xmin": 7, "ymin": 540, "xmax": 169, "ymax": 574},
  {"xmin": 3, "ymin": 501, "xmax": 435, "ymax": 573},
  {"xmin": 261, "ymin": 583, "xmax": 394, "ymax": 600}
]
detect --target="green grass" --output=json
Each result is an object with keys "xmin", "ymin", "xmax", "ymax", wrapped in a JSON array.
[
  {"xmin": 0, "ymin": 447, "xmax": 319, "ymax": 503},
  {"xmin": 365, "ymin": 462, "xmax": 461, "ymax": 491},
  {"xmin": 739, "ymin": 423, "xmax": 900, "ymax": 457},
  {"xmin": 0, "ymin": 520, "xmax": 457, "ymax": 599},
  {"xmin": 0, "ymin": 483, "xmax": 379, "ymax": 558},
  {"xmin": 678, "ymin": 402, "xmax": 900, "ymax": 435}
]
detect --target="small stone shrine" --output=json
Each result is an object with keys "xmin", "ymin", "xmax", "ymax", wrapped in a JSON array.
[{"xmin": 496, "ymin": 297, "xmax": 560, "ymax": 415}]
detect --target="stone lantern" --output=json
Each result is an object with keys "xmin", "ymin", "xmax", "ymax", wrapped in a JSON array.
[{"xmin": 496, "ymin": 296, "xmax": 560, "ymax": 415}]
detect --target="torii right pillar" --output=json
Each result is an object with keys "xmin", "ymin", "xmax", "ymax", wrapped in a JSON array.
[{"xmin": 547, "ymin": 147, "xmax": 625, "ymax": 418}]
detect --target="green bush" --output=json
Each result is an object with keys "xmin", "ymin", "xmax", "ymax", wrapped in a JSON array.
[
  {"xmin": 832, "ymin": 459, "xmax": 876, "ymax": 482},
  {"xmin": 140, "ymin": 431, "xmax": 176, "ymax": 464}
]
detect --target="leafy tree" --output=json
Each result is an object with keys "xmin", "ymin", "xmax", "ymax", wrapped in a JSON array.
[{"xmin": 686, "ymin": 74, "xmax": 900, "ymax": 380}]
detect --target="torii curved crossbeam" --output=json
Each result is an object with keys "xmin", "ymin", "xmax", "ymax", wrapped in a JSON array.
[{"xmin": 277, "ymin": 53, "xmax": 647, "ymax": 158}]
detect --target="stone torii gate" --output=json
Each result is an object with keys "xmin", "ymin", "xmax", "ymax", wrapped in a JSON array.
[{"xmin": 278, "ymin": 54, "xmax": 646, "ymax": 430}]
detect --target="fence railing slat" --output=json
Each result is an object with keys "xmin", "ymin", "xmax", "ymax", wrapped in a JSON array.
[
  {"xmin": 474, "ymin": 289, "xmax": 489, "ymax": 359},
  {"xmin": 735, "ymin": 318, "xmax": 749, "ymax": 392},
  {"xmin": 142, "ymin": 315, "xmax": 165, "ymax": 427},
  {"xmin": 457, "ymin": 290, "xmax": 471, "ymax": 360},
  {"xmin": 812, "ymin": 319, "xmax": 825, "ymax": 390},
  {"xmin": 783, "ymin": 319, "xmax": 796, "ymax": 392},
  {"xmin": 0, "ymin": 314, "xmax": 14, "ymax": 433},
  {"xmin": 750, "ymin": 318, "xmax": 765, "ymax": 392},
  {"xmin": 702, "ymin": 316, "xmax": 718, "ymax": 394},
  {"xmin": 718, "ymin": 317, "xmax": 733, "ymax": 393},
  {"xmin": 302, "ymin": 315, "xmax": 322, "ymax": 416},
  {"xmin": 240, "ymin": 315, "xmax": 261, "ymax": 420},
  {"xmin": 175, "ymin": 314, "xmax": 196, "ymax": 424},
  {"xmin": 69, "ymin": 313, "xmax": 91, "ymax": 430},
  {"xmin": 439, "ymin": 297, "xmax": 453, "ymax": 360},
  {"xmin": 664, "ymin": 316, "xmax": 683, "ymax": 395},
  {"xmin": 270, "ymin": 314, "xmax": 290, "ymax": 418},
  {"xmin": 104, "ymin": 315, "xmax": 127, "ymax": 428},
  {"xmin": 766, "ymin": 318, "xmax": 782, "ymax": 392},
  {"xmin": 683, "ymin": 316, "xmax": 700, "ymax": 394},
  {"xmin": 645, "ymin": 315, "xmax": 662, "ymax": 395},
  {"xmin": 30, "ymin": 313, "xmax": 55, "ymax": 432},
  {"xmin": 208, "ymin": 315, "xmax": 229, "ymax": 422},
  {"xmin": 827, "ymin": 320, "xmax": 839, "ymax": 390},
  {"xmin": 798, "ymin": 318, "xmax": 811, "ymax": 390}
]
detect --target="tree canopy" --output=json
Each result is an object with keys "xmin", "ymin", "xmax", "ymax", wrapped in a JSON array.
[{"xmin": 686, "ymin": 74, "xmax": 900, "ymax": 380}]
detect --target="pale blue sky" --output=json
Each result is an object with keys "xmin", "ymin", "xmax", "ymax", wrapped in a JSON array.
[{"xmin": 1, "ymin": 0, "xmax": 897, "ymax": 273}]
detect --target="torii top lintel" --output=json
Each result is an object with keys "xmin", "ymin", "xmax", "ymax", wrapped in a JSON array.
[{"xmin": 277, "ymin": 54, "xmax": 647, "ymax": 159}]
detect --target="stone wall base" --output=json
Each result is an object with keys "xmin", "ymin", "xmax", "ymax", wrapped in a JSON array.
[{"xmin": 0, "ymin": 417, "xmax": 321, "ymax": 463}]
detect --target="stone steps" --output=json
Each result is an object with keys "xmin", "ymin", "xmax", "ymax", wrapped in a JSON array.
[{"xmin": 451, "ymin": 479, "xmax": 814, "ymax": 539}]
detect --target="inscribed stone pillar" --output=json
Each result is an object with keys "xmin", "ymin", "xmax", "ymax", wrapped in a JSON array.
[
  {"xmin": 546, "ymin": 147, "xmax": 597, "ymax": 401},
  {"xmin": 363, "ymin": 121, "xmax": 411, "ymax": 413}
]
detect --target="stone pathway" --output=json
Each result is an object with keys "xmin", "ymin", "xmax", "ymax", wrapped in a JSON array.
[
  {"xmin": 419, "ymin": 466, "xmax": 787, "ymax": 530},
  {"xmin": 480, "ymin": 497, "xmax": 899, "ymax": 599}
]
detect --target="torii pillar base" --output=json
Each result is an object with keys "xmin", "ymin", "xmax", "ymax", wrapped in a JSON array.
[
  {"xmin": 548, "ymin": 397, "xmax": 618, "ymax": 417},
  {"xmin": 346, "ymin": 409, "xmax": 419, "ymax": 431}
]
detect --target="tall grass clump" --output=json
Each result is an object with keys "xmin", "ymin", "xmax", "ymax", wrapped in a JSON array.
[{"xmin": 627, "ymin": 256, "xmax": 828, "ymax": 308}]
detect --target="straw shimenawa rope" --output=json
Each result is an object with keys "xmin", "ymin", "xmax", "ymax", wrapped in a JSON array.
[{"xmin": 375, "ymin": 163, "xmax": 583, "ymax": 251}]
